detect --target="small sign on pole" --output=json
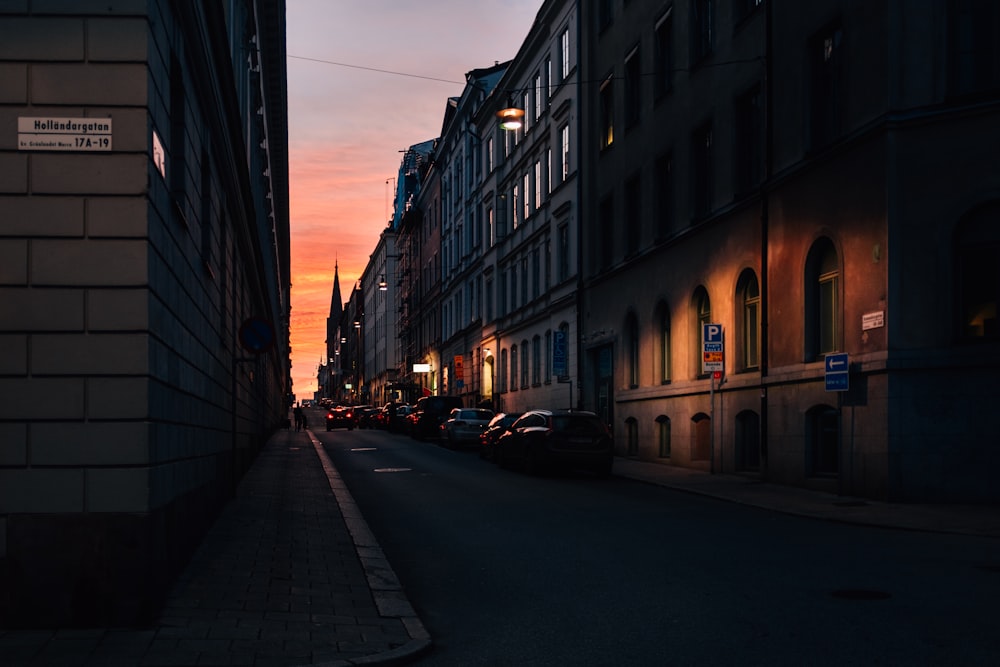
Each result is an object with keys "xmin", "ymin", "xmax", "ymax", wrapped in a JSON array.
[{"xmin": 824, "ymin": 352, "xmax": 849, "ymax": 392}]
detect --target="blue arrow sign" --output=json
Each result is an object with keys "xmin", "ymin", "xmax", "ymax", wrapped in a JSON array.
[{"xmin": 824, "ymin": 353, "xmax": 849, "ymax": 392}]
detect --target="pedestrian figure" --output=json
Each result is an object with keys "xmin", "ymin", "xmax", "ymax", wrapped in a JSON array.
[{"xmin": 293, "ymin": 404, "xmax": 304, "ymax": 431}]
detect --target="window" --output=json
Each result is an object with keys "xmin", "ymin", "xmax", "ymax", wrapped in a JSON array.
[
  {"xmin": 487, "ymin": 136, "xmax": 494, "ymax": 172},
  {"xmin": 546, "ymin": 57, "xmax": 553, "ymax": 98},
  {"xmin": 521, "ymin": 256, "xmax": 528, "ymax": 305},
  {"xmin": 486, "ymin": 277, "xmax": 494, "ymax": 321},
  {"xmin": 547, "ymin": 148, "xmax": 553, "ymax": 194},
  {"xmin": 626, "ymin": 312, "xmax": 639, "ymax": 388},
  {"xmin": 654, "ymin": 9, "xmax": 674, "ymax": 99},
  {"xmin": 656, "ymin": 415, "xmax": 672, "ymax": 457},
  {"xmin": 487, "ymin": 206, "xmax": 495, "ymax": 247},
  {"xmin": 625, "ymin": 173, "xmax": 640, "ymax": 256},
  {"xmin": 521, "ymin": 341, "xmax": 529, "ymax": 388},
  {"xmin": 534, "ymin": 160, "xmax": 542, "ymax": 209},
  {"xmin": 738, "ymin": 270, "xmax": 761, "ymax": 370},
  {"xmin": 692, "ymin": 0, "xmax": 714, "ymax": 62},
  {"xmin": 558, "ymin": 224, "xmax": 570, "ymax": 282},
  {"xmin": 534, "ymin": 73, "xmax": 543, "ymax": 119},
  {"xmin": 949, "ymin": 0, "xmax": 1000, "ymax": 97},
  {"xmin": 956, "ymin": 202, "xmax": 1000, "ymax": 339},
  {"xmin": 805, "ymin": 237, "xmax": 840, "ymax": 359},
  {"xmin": 560, "ymin": 124, "xmax": 571, "ymax": 181},
  {"xmin": 655, "ymin": 151, "xmax": 674, "ymax": 239},
  {"xmin": 532, "ymin": 335, "xmax": 542, "ymax": 385},
  {"xmin": 512, "ymin": 183, "xmax": 520, "ymax": 229},
  {"xmin": 809, "ymin": 22, "xmax": 844, "ymax": 151},
  {"xmin": 523, "ymin": 173, "xmax": 531, "ymax": 220},
  {"xmin": 692, "ymin": 120, "xmax": 713, "ymax": 219},
  {"xmin": 626, "ymin": 418, "xmax": 638, "ymax": 456},
  {"xmin": 532, "ymin": 247, "xmax": 540, "ymax": 299},
  {"xmin": 624, "ymin": 47, "xmax": 641, "ymax": 128},
  {"xmin": 694, "ymin": 287, "xmax": 711, "ymax": 376},
  {"xmin": 500, "ymin": 348, "xmax": 508, "ymax": 393},
  {"xmin": 544, "ymin": 330, "xmax": 552, "ymax": 383},
  {"xmin": 658, "ymin": 302, "xmax": 672, "ymax": 383},
  {"xmin": 499, "ymin": 269, "xmax": 507, "ymax": 316},
  {"xmin": 522, "ymin": 90, "xmax": 531, "ymax": 134},
  {"xmin": 560, "ymin": 28, "xmax": 571, "ymax": 81},
  {"xmin": 599, "ymin": 74, "xmax": 615, "ymax": 149},
  {"xmin": 510, "ymin": 264, "xmax": 517, "ymax": 310},
  {"xmin": 544, "ymin": 237, "xmax": 552, "ymax": 290},
  {"xmin": 734, "ymin": 84, "xmax": 763, "ymax": 195},
  {"xmin": 510, "ymin": 345, "xmax": 518, "ymax": 391}
]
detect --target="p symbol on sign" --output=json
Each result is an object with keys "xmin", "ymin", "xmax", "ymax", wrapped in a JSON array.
[{"xmin": 704, "ymin": 323, "xmax": 723, "ymax": 343}]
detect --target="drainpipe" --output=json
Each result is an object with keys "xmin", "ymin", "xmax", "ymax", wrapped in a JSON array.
[{"xmin": 759, "ymin": 0, "xmax": 773, "ymax": 477}]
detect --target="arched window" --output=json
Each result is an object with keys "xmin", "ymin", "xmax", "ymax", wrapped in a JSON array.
[
  {"xmin": 806, "ymin": 404, "xmax": 839, "ymax": 477},
  {"xmin": 737, "ymin": 270, "xmax": 760, "ymax": 370},
  {"xmin": 499, "ymin": 348, "xmax": 508, "ymax": 393},
  {"xmin": 625, "ymin": 417, "xmax": 639, "ymax": 456},
  {"xmin": 693, "ymin": 286, "xmax": 711, "ymax": 377},
  {"xmin": 520, "ymin": 340, "xmax": 529, "ymax": 388},
  {"xmin": 655, "ymin": 415, "xmax": 671, "ymax": 458},
  {"xmin": 805, "ymin": 237, "xmax": 840, "ymax": 359},
  {"xmin": 510, "ymin": 345, "xmax": 518, "ymax": 391},
  {"xmin": 657, "ymin": 302, "xmax": 672, "ymax": 384},
  {"xmin": 626, "ymin": 312, "xmax": 640, "ymax": 388},
  {"xmin": 956, "ymin": 203, "xmax": 1000, "ymax": 339}
]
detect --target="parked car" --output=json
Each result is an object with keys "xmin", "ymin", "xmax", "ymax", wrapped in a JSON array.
[
  {"xmin": 409, "ymin": 395, "xmax": 464, "ymax": 440},
  {"xmin": 355, "ymin": 405, "xmax": 379, "ymax": 429},
  {"xmin": 441, "ymin": 408, "xmax": 495, "ymax": 448},
  {"xmin": 495, "ymin": 410, "xmax": 614, "ymax": 476},
  {"xmin": 325, "ymin": 405, "xmax": 357, "ymax": 431},
  {"xmin": 382, "ymin": 403, "xmax": 412, "ymax": 433},
  {"xmin": 479, "ymin": 412, "xmax": 523, "ymax": 461}
]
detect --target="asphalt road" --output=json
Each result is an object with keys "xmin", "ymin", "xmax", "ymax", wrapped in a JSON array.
[{"xmin": 316, "ymin": 425, "xmax": 1000, "ymax": 667}]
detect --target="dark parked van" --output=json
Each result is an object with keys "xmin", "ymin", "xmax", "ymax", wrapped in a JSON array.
[{"xmin": 410, "ymin": 395, "xmax": 464, "ymax": 440}]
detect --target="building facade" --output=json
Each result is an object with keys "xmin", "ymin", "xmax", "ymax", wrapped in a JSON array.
[
  {"xmin": 476, "ymin": 0, "xmax": 581, "ymax": 416},
  {"xmin": 0, "ymin": 1, "xmax": 291, "ymax": 625},
  {"xmin": 577, "ymin": 0, "xmax": 1000, "ymax": 502}
]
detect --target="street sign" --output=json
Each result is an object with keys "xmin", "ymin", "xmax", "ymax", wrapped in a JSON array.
[
  {"xmin": 552, "ymin": 329, "xmax": 568, "ymax": 378},
  {"xmin": 825, "ymin": 352, "xmax": 849, "ymax": 392},
  {"xmin": 238, "ymin": 317, "xmax": 275, "ymax": 354},
  {"xmin": 702, "ymin": 323, "xmax": 724, "ymax": 373}
]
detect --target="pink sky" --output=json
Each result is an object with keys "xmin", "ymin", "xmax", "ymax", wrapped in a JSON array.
[{"xmin": 286, "ymin": 1, "xmax": 543, "ymax": 399}]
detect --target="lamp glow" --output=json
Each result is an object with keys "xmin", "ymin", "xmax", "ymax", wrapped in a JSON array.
[{"xmin": 496, "ymin": 107, "xmax": 525, "ymax": 131}]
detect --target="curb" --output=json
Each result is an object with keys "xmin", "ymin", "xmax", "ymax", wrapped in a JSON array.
[{"xmin": 307, "ymin": 432, "xmax": 432, "ymax": 667}]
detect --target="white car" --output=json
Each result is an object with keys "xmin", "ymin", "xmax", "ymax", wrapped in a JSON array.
[{"xmin": 441, "ymin": 408, "xmax": 495, "ymax": 448}]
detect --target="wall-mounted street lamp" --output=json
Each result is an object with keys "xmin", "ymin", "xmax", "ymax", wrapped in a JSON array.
[
  {"xmin": 378, "ymin": 275, "xmax": 388, "ymax": 291},
  {"xmin": 496, "ymin": 107, "xmax": 525, "ymax": 131}
]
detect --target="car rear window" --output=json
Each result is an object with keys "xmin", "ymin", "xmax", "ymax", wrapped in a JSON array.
[{"xmin": 552, "ymin": 415, "xmax": 605, "ymax": 435}]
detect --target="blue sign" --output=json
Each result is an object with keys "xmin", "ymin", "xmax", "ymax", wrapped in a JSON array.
[
  {"xmin": 553, "ymin": 329, "xmax": 568, "ymax": 378},
  {"xmin": 824, "ymin": 352, "xmax": 849, "ymax": 392},
  {"xmin": 703, "ymin": 323, "xmax": 723, "ymax": 344},
  {"xmin": 239, "ymin": 317, "xmax": 275, "ymax": 354}
]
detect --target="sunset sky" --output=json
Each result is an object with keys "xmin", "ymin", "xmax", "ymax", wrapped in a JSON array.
[{"xmin": 285, "ymin": 0, "xmax": 543, "ymax": 399}]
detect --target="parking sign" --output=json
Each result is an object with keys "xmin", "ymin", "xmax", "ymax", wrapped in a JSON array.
[{"xmin": 702, "ymin": 323, "xmax": 724, "ymax": 373}]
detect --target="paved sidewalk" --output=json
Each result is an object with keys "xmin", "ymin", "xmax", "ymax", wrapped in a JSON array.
[
  {"xmin": 614, "ymin": 458, "xmax": 1000, "ymax": 539},
  {"xmin": 3, "ymin": 428, "xmax": 997, "ymax": 666},
  {"xmin": 0, "ymin": 428, "xmax": 430, "ymax": 667}
]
